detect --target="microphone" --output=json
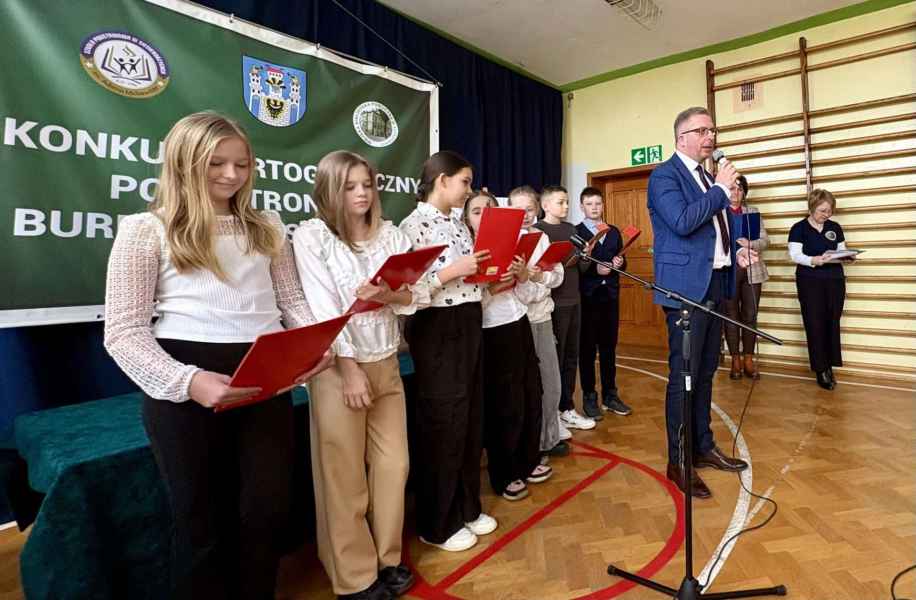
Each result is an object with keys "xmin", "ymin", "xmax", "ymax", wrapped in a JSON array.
[
  {"xmin": 711, "ymin": 149, "xmax": 726, "ymax": 165},
  {"xmin": 569, "ymin": 234, "xmax": 588, "ymax": 252}
]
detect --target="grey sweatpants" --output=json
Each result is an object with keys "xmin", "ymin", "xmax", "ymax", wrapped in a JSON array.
[{"xmin": 530, "ymin": 318, "xmax": 562, "ymax": 451}]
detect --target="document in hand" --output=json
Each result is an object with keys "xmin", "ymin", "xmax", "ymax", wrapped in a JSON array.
[
  {"xmin": 739, "ymin": 212, "xmax": 761, "ymax": 241},
  {"xmin": 823, "ymin": 248, "xmax": 863, "ymax": 262},
  {"xmin": 535, "ymin": 241, "xmax": 575, "ymax": 270},
  {"xmin": 218, "ymin": 313, "xmax": 352, "ymax": 412},
  {"xmin": 348, "ymin": 244, "xmax": 447, "ymax": 314},
  {"xmin": 464, "ymin": 207, "xmax": 526, "ymax": 283},
  {"xmin": 514, "ymin": 231, "xmax": 543, "ymax": 263},
  {"xmin": 583, "ymin": 223, "xmax": 610, "ymax": 256},
  {"xmin": 619, "ymin": 225, "xmax": 642, "ymax": 255}
]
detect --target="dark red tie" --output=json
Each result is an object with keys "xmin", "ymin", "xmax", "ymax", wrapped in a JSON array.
[{"xmin": 695, "ymin": 165, "xmax": 730, "ymax": 255}]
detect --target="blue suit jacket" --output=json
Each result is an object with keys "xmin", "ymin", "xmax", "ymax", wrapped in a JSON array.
[{"xmin": 647, "ymin": 154, "xmax": 737, "ymax": 309}]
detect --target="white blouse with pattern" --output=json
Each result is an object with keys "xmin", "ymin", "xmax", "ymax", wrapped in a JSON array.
[
  {"xmin": 292, "ymin": 219, "xmax": 419, "ymax": 363},
  {"xmin": 399, "ymin": 201, "xmax": 482, "ymax": 308}
]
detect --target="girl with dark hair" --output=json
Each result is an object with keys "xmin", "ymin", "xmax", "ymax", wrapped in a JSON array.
[
  {"xmin": 398, "ymin": 151, "xmax": 495, "ymax": 552},
  {"xmin": 463, "ymin": 190, "xmax": 549, "ymax": 502}
]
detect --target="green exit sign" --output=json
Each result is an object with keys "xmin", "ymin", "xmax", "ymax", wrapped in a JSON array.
[{"xmin": 631, "ymin": 144, "xmax": 663, "ymax": 166}]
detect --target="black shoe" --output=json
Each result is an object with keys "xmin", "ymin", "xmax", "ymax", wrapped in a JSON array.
[
  {"xmin": 602, "ymin": 394, "xmax": 633, "ymax": 416},
  {"xmin": 582, "ymin": 392, "xmax": 603, "ymax": 420},
  {"xmin": 339, "ymin": 579, "xmax": 394, "ymax": 600},
  {"xmin": 379, "ymin": 564, "xmax": 415, "ymax": 597},
  {"xmin": 826, "ymin": 366, "xmax": 836, "ymax": 384},
  {"xmin": 816, "ymin": 371, "xmax": 835, "ymax": 390},
  {"xmin": 543, "ymin": 440, "xmax": 570, "ymax": 457}
]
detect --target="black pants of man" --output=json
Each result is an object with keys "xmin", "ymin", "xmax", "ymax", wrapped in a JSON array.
[
  {"xmin": 405, "ymin": 303, "xmax": 484, "ymax": 544},
  {"xmin": 483, "ymin": 316, "xmax": 543, "ymax": 493},
  {"xmin": 551, "ymin": 303, "xmax": 581, "ymax": 412},
  {"xmin": 579, "ymin": 294, "xmax": 620, "ymax": 398},
  {"xmin": 796, "ymin": 275, "xmax": 845, "ymax": 372},
  {"xmin": 663, "ymin": 269, "xmax": 726, "ymax": 465},
  {"xmin": 144, "ymin": 339, "xmax": 294, "ymax": 600}
]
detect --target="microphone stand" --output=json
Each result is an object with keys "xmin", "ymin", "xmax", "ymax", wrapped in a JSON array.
[{"xmin": 571, "ymin": 239, "xmax": 786, "ymax": 599}]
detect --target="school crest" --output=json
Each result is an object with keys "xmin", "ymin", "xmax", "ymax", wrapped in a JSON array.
[
  {"xmin": 242, "ymin": 56, "xmax": 306, "ymax": 127},
  {"xmin": 79, "ymin": 31, "xmax": 170, "ymax": 98}
]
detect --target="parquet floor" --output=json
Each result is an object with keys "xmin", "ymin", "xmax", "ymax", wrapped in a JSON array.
[{"xmin": 2, "ymin": 349, "xmax": 914, "ymax": 599}]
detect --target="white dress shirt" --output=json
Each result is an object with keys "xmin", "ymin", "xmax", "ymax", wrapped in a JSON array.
[{"xmin": 675, "ymin": 150, "xmax": 732, "ymax": 269}]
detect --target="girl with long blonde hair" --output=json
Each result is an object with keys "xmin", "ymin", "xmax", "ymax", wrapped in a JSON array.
[
  {"xmin": 292, "ymin": 150, "xmax": 418, "ymax": 599},
  {"xmin": 104, "ymin": 111, "xmax": 329, "ymax": 599}
]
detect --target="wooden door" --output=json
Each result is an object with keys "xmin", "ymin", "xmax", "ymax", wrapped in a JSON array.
[{"xmin": 589, "ymin": 166, "xmax": 668, "ymax": 349}]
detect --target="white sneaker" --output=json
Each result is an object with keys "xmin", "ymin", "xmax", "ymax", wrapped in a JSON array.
[
  {"xmin": 558, "ymin": 415, "xmax": 573, "ymax": 440},
  {"xmin": 465, "ymin": 513, "xmax": 498, "ymax": 536},
  {"xmin": 420, "ymin": 527, "xmax": 478, "ymax": 552},
  {"xmin": 561, "ymin": 409, "xmax": 596, "ymax": 430}
]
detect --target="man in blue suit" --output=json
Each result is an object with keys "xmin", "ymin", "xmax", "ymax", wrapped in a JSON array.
[{"xmin": 648, "ymin": 106, "xmax": 757, "ymax": 499}]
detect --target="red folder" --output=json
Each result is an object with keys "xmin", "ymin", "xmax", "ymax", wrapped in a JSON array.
[
  {"xmin": 514, "ymin": 231, "xmax": 543, "ymax": 263},
  {"xmin": 584, "ymin": 222, "xmax": 610, "ymax": 256},
  {"xmin": 619, "ymin": 225, "xmax": 642, "ymax": 256},
  {"xmin": 348, "ymin": 244, "xmax": 447, "ymax": 314},
  {"xmin": 465, "ymin": 207, "xmax": 526, "ymax": 283},
  {"xmin": 217, "ymin": 314, "xmax": 351, "ymax": 412},
  {"xmin": 535, "ymin": 241, "xmax": 574, "ymax": 270}
]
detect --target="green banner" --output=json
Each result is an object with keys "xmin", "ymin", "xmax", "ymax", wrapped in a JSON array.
[{"xmin": 0, "ymin": 0, "xmax": 437, "ymax": 326}]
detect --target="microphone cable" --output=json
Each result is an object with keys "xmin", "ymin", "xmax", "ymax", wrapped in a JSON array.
[
  {"xmin": 700, "ymin": 210, "xmax": 779, "ymax": 590},
  {"xmin": 892, "ymin": 563, "xmax": 916, "ymax": 600}
]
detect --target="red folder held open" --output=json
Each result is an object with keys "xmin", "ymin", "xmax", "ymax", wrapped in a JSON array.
[
  {"xmin": 218, "ymin": 314, "xmax": 351, "ymax": 412},
  {"xmin": 465, "ymin": 207, "xmax": 526, "ymax": 283},
  {"xmin": 619, "ymin": 225, "xmax": 642, "ymax": 256},
  {"xmin": 347, "ymin": 244, "xmax": 446, "ymax": 314},
  {"xmin": 514, "ymin": 231, "xmax": 543, "ymax": 263},
  {"xmin": 535, "ymin": 241, "xmax": 574, "ymax": 270}
]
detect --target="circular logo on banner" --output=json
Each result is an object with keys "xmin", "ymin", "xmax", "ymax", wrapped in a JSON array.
[
  {"xmin": 79, "ymin": 31, "xmax": 170, "ymax": 98},
  {"xmin": 353, "ymin": 101, "xmax": 399, "ymax": 147},
  {"xmin": 825, "ymin": 230, "xmax": 837, "ymax": 241}
]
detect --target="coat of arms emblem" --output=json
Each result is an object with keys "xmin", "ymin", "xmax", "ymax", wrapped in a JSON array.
[{"xmin": 242, "ymin": 56, "xmax": 306, "ymax": 127}]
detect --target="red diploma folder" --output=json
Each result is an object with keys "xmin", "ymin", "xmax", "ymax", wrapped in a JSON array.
[
  {"xmin": 348, "ymin": 244, "xmax": 447, "ymax": 314},
  {"xmin": 514, "ymin": 231, "xmax": 543, "ymax": 263},
  {"xmin": 465, "ymin": 207, "xmax": 526, "ymax": 283},
  {"xmin": 619, "ymin": 225, "xmax": 642, "ymax": 256},
  {"xmin": 217, "ymin": 314, "xmax": 351, "ymax": 412},
  {"xmin": 583, "ymin": 222, "xmax": 610, "ymax": 256},
  {"xmin": 535, "ymin": 241, "xmax": 575, "ymax": 270}
]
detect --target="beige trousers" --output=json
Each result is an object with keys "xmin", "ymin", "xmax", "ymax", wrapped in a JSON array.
[{"xmin": 308, "ymin": 354, "xmax": 409, "ymax": 594}]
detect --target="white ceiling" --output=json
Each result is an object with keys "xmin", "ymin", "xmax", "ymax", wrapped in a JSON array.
[{"xmin": 379, "ymin": 0, "xmax": 866, "ymax": 88}]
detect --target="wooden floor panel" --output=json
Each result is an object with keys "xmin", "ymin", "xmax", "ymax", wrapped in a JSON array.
[{"xmin": 1, "ymin": 351, "xmax": 914, "ymax": 599}]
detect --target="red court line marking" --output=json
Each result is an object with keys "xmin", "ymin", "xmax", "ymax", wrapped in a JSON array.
[
  {"xmin": 405, "ymin": 441, "xmax": 685, "ymax": 599},
  {"xmin": 432, "ymin": 457, "xmax": 621, "ymax": 591}
]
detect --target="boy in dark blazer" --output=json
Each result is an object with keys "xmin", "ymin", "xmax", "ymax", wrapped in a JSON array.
[{"xmin": 575, "ymin": 187, "xmax": 632, "ymax": 420}]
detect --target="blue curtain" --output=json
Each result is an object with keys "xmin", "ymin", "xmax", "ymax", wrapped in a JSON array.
[
  {"xmin": 195, "ymin": 0, "xmax": 563, "ymax": 195},
  {"xmin": 0, "ymin": 0, "xmax": 561, "ymax": 522}
]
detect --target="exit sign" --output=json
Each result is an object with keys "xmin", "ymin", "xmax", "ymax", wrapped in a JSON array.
[{"xmin": 630, "ymin": 144, "xmax": 663, "ymax": 166}]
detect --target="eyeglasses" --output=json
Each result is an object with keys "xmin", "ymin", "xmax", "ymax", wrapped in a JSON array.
[{"xmin": 678, "ymin": 126, "xmax": 718, "ymax": 138}]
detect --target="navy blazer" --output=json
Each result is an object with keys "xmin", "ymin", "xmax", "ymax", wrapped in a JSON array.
[
  {"xmin": 575, "ymin": 222, "xmax": 626, "ymax": 300},
  {"xmin": 647, "ymin": 154, "xmax": 737, "ymax": 309}
]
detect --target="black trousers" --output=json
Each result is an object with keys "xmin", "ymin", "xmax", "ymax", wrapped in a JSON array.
[
  {"xmin": 405, "ymin": 303, "xmax": 484, "ymax": 544},
  {"xmin": 721, "ymin": 266, "xmax": 762, "ymax": 356},
  {"xmin": 796, "ymin": 276, "xmax": 845, "ymax": 372},
  {"xmin": 551, "ymin": 303, "xmax": 581, "ymax": 412},
  {"xmin": 578, "ymin": 293, "xmax": 620, "ymax": 398},
  {"xmin": 143, "ymin": 339, "xmax": 294, "ymax": 600},
  {"xmin": 663, "ymin": 270, "xmax": 725, "ymax": 465},
  {"xmin": 483, "ymin": 316, "xmax": 543, "ymax": 493}
]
